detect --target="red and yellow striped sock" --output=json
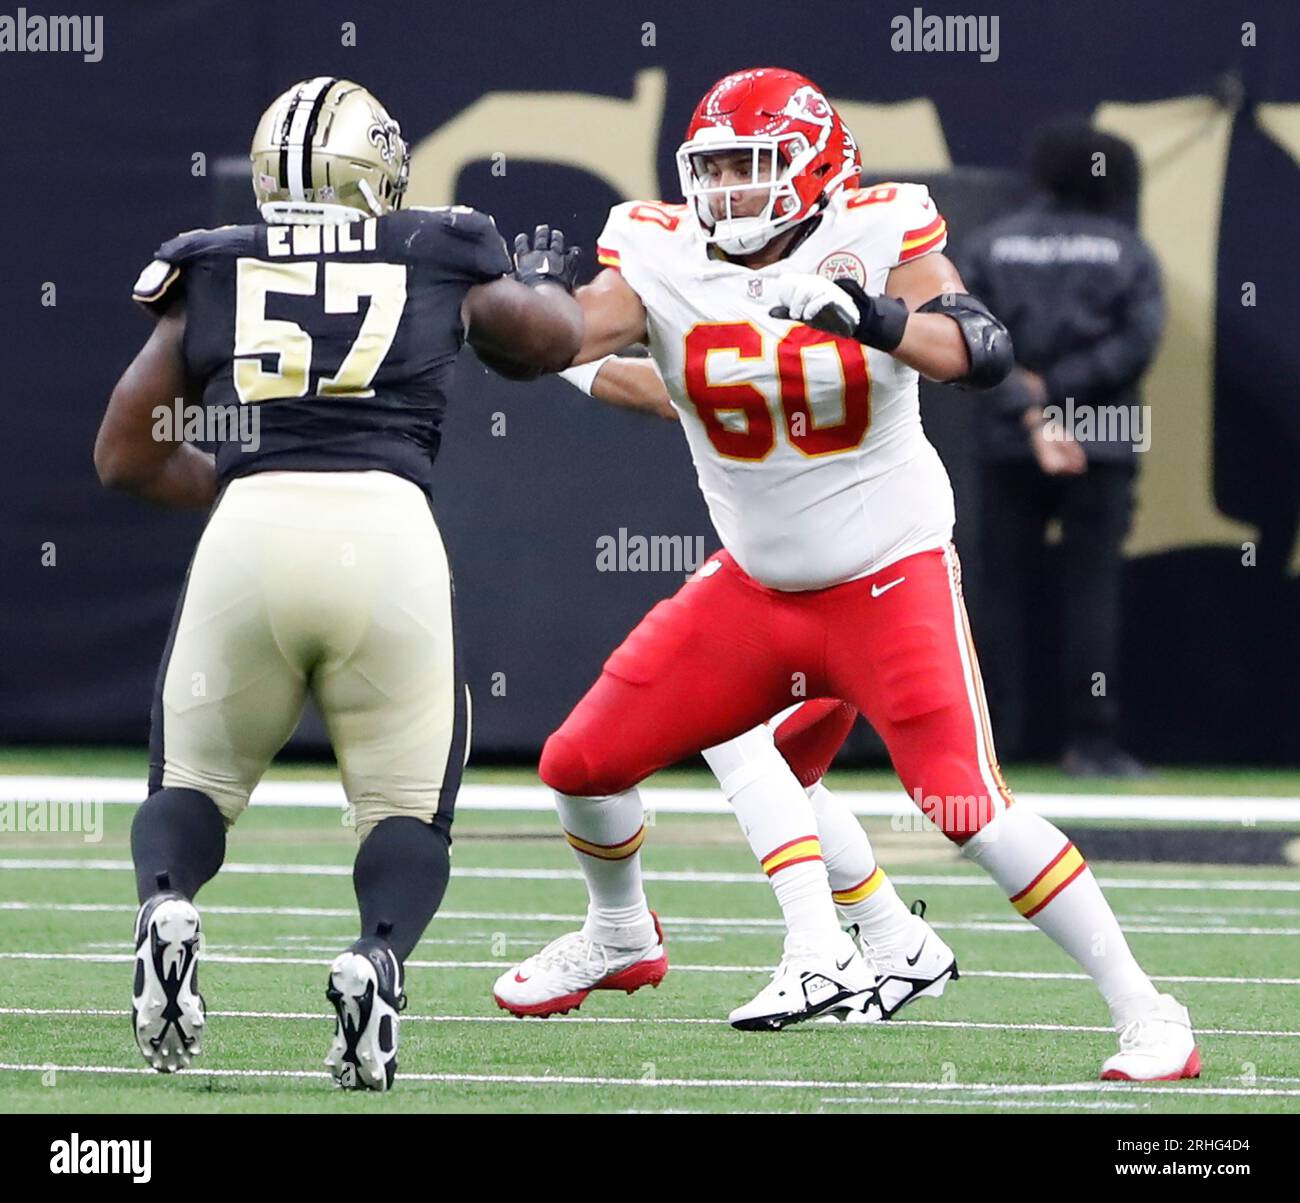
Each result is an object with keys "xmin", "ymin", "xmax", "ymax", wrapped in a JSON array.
[
  {"xmin": 833, "ymin": 865, "xmax": 884, "ymax": 907},
  {"xmin": 563, "ymin": 824, "xmax": 646, "ymax": 862},
  {"xmin": 760, "ymin": 834, "xmax": 823, "ymax": 877},
  {"xmin": 964, "ymin": 805, "xmax": 1157, "ymax": 1023},
  {"xmin": 554, "ymin": 789, "xmax": 654, "ymax": 947},
  {"xmin": 808, "ymin": 781, "xmax": 914, "ymax": 946},
  {"xmin": 701, "ymin": 728, "xmax": 841, "ymax": 941},
  {"xmin": 1009, "ymin": 840, "xmax": 1087, "ymax": 919},
  {"xmin": 760, "ymin": 834, "xmax": 840, "ymax": 940}
]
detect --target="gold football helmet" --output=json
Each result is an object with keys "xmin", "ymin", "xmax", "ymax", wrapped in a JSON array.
[{"xmin": 251, "ymin": 77, "xmax": 409, "ymax": 223}]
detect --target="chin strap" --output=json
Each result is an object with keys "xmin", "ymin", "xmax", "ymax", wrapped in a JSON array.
[{"xmin": 712, "ymin": 208, "xmax": 825, "ymax": 260}]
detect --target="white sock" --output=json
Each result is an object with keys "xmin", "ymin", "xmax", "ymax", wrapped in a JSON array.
[
  {"xmin": 554, "ymin": 789, "xmax": 655, "ymax": 948},
  {"xmin": 808, "ymin": 780, "xmax": 914, "ymax": 950},
  {"xmin": 963, "ymin": 804, "xmax": 1158, "ymax": 1026},
  {"xmin": 704, "ymin": 726, "xmax": 841, "ymax": 942}
]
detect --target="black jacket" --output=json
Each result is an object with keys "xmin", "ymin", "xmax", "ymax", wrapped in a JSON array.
[{"xmin": 958, "ymin": 198, "xmax": 1164, "ymax": 462}]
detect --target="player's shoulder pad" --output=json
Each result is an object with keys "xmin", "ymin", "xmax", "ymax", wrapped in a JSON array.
[
  {"xmin": 596, "ymin": 199, "xmax": 692, "ymax": 274},
  {"xmin": 398, "ymin": 204, "xmax": 501, "ymax": 243},
  {"xmin": 840, "ymin": 181, "xmax": 948, "ymax": 267},
  {"xmin": 131, "ymin": 224, "xmax": 254, "ymax": 314},
  {"xmin": 391, "ymin": 205, "xmax": 512, "ymax": 278}
]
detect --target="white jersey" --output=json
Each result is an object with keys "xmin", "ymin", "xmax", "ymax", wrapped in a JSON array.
[{"xmin": 596, "ymin": 182, "xmax": 956, "ymax": 591}]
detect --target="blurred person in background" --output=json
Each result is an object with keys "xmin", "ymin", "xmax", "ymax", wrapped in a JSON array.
[{"xmin": 959, "ymin": 119, "xmax": 1164, "ymax": 778}]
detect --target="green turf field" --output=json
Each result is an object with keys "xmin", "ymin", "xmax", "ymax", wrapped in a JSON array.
[{"xmin": 1, "ymin": 752, "xmax": 1298, "ymax": 1113}]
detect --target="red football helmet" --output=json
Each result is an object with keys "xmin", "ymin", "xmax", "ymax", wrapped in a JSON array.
[{"xmin": 676, "ymin": 67, "xmax": 861, "ymax": 254}]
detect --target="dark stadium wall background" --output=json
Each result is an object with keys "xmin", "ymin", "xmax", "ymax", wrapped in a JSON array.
[{"xmin": 0, "ymin": 0, "xmax": 1295, "ymax": 763}]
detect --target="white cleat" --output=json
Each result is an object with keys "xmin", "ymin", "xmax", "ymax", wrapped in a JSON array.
[
  {"xmin": 325, "ymin": 937, "xmax": 406, "ymax": 1092},
  {"xmin": 1100, "ymin": 993, "xmax": 1201, "ymax": 1081},
  {"xmin": 132, "ymin": 888, "xmax": 205, "ymax": 1073},
  {"xmin": 493, "ymin": 913, "xmax": 668, "ymax": 1018},
  {"xmin": 729, "ymin": 929, "xmax": 880, "ymax": 1031},
  {"xmin": 825, "ymin": 900, "xmax": 958, "ymax": 1024}
]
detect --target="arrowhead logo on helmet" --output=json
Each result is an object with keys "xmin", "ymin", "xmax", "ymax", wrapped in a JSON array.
[{"xmin": 676, "ymin": 67, "xmax": 861, "ymax": 256}]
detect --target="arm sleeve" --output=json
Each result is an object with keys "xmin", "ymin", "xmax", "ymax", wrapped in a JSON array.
[{"xmin": 1042, "ymin": 242, "xmax": 1165, "ymax": 403}]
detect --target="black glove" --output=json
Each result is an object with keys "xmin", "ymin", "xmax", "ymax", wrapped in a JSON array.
[
  {"xmin": 513, "ymin": 225, "xmax": 581, "ymax": 293},
  {"xmin": 772, "ymin": 278, "xmax": 909, "ymax": 352}
]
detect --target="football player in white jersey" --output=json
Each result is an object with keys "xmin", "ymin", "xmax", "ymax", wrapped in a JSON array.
[{"xmin": 495, "ymin": 68, "xmax": 1197, "ymax": 1081}]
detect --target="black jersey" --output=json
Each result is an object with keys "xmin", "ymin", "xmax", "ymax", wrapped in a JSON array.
[{"xmin": 131, "ymin": 206, "xmax": 513, "ymax": 493}]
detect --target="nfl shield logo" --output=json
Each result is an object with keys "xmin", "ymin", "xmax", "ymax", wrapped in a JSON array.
[{"xmin": 747, "ymin": 279, "xmax": 763, "ymax": 299}]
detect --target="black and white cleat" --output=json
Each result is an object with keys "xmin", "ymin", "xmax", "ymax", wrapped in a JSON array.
[
  {"xmin": 728, "ymin": 930, "xmax": 881, "ymax": 1031},
  {"xmin": 822, "ymin": 901, "xmax": 959, "ymax": 1024},
  {"xmin": 325, "ymin": 931, "xmax": 406, "ymax": 1092},
  {"xmin": 131, "ymin": 875, "xmax": 205, "ymax": 1072}
]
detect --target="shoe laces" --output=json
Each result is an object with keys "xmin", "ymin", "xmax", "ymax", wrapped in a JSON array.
[
  {"xmin": 1116, "ymin": 995, "xmax": 1184, "ymax": 1050},
  {"xmin": 842, "ymin": 924, "xmax": 887, "ymax": 977},
  {"xmin": 1117, "ymin": 1007, "xmax": 1180, "ymax": 1050},
  {"xmin": 1117, "ymin": 1015, "xmax": 1155, "ymax": 1051},
  {"xmin": 533, "ymin": 932, "xmax": 609, "ymax": 977}
]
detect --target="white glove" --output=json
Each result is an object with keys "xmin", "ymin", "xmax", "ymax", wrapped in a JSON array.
[{"xmin": 769, "ymin": 272, "xmax": 860, "ymax": 337}]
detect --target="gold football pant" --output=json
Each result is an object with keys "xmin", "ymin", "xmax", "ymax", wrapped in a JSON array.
[{"xmin": 147, "ymin": 470, "xmax": 467, "ymax": 841}]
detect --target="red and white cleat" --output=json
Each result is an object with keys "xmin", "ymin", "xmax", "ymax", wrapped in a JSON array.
[
  {"xmin": 1100, "ymin": 993, "xmax": 1201, "ymax": 1081},
  {"xmin": 492, "ymin": 913, "xmax": 668, "ymax": 1017}
]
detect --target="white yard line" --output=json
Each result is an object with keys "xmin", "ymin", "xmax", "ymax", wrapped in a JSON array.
[
  {"xmin": 820, "ymin": 1095, "xmax": 1144, "ymax": 1111},
  {"xmin": 2, "ymin": 859, "xmax": 1298, "ymax": 893},
  {"xmin": 0, "ymin": 1060, "xmax": 1295, "ymax": 1098},
  {"xmin": 1, "ymin": 948, "xmax": 1296, "ymax": 986},
  {"xmin": 2, "ymin": 1006, "xmax": 1298, "ymax": 1040},
  {"xmin": 6, "ymin": 899, "xmax": 1300, "ymax": 928},
  {"xmin": 5, "ymin": 775, "xmax": 1299, "ymax": 823}
]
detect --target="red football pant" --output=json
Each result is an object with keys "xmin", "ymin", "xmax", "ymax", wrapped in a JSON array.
[
  {"xmin": 771, "ymin": 698, "xmax": 859, "ymax": 787},
  {"xmin": 540, "ymin": 544, "xmax": 1014, "ymax": 841}
]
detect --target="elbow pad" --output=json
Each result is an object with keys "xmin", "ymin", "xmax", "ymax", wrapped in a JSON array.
[{"xmin": 916, "ymin": 292, "xmax": 1014, "ymax": 390}]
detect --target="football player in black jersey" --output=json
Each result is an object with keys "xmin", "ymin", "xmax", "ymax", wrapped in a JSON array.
[{"xmin": 94, "ymin": 77, "xmax": 583, "ymax": 1091}]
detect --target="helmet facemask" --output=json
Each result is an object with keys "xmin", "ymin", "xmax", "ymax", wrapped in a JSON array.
[{"xmin": 676, "ymin": 129, "xmax": 823, "ymax": 255}]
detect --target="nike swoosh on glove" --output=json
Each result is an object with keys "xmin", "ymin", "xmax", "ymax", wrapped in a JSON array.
[{"xmin": 513, "ymin": 224, "xmax": 582, "ymax": 293}]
